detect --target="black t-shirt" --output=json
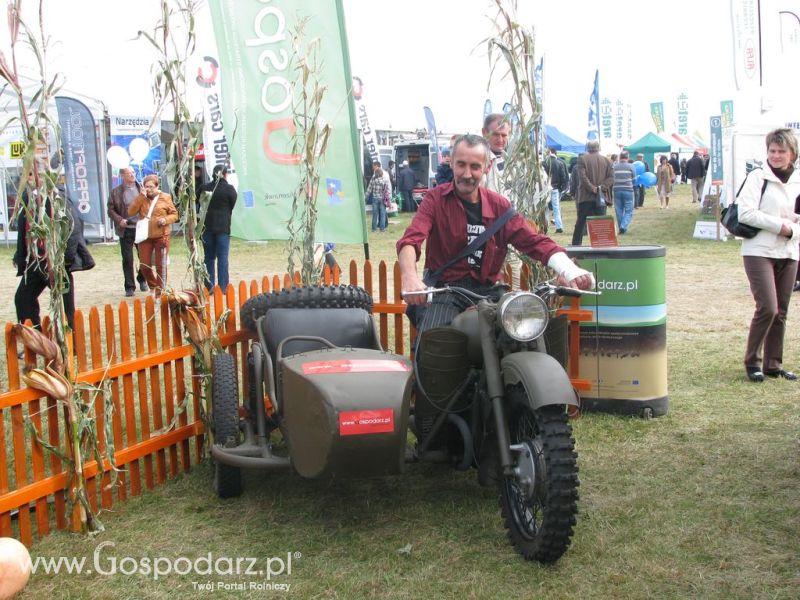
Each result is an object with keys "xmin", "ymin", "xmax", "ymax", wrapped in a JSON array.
[{"xmin": 461, "ymin": 199, "xmax": 485, "ymax": 273}]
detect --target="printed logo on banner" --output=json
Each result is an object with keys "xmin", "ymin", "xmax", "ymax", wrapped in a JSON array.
[
  {"xmin": 243, "ymin": 190, "xmax": 254, "ymax": 209},
  {"xmin": 677, "ymin": 93, "xmax": 689, "ymax": 135},
  {"xmin": 326, "ymin": 179, "xmax": 344, "ymax": 204},
  {"xmin": 196, "ymin": 56, "xmax": 219, "ymax": 88},
  {"xmin": 601, "ymin": 98, "xmax": 613, "ymax": 140}
]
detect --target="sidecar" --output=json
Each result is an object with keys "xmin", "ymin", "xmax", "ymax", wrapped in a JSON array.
[{"xmin": 210, "ymin": 286, "xmax": 413, "ymax": 498}]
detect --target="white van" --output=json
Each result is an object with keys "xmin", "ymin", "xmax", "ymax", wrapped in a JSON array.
[{"xmin": 394, "ymin": 140, "xmax": 438, "ymax": 189}]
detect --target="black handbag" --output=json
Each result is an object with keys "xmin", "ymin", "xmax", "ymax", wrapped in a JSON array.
[
  {"xmin": 720, "ymin": 175, "xmax": 768, "ymax": 239},
  {"xmin": 720, "ymin": 202, "xmax": 759, "ymax": 239}
]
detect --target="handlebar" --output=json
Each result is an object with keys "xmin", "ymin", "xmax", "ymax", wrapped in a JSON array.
[
  {"xmin": 534, "ymin": 282, "xmax": 602, "ymax": 297},
  {"xmin": 401, "ymin": 283, "xmax": 601, "ymax": 302},
  {"xmin": 401, "ymin": 286, "xmax": 487, "ymax": 302}
]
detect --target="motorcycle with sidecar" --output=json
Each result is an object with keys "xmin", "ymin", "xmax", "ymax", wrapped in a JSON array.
[{"xmin": 211, "ymin": 282, "xmax": 594, "ymax": 563}]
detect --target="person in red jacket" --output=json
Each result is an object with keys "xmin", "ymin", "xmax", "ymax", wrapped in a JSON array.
[
  {"xmin": 397, "ymin": 134, "xmax": 594, "ymax": 335},
  {"xmin": 127, "ymin": 174, "xmax": 179, "ymax": 297}
]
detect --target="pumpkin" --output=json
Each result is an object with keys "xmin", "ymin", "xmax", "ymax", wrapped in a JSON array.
[{"xmin": 0, "ymin": 538, "xmax": 31, "ymax": 600}]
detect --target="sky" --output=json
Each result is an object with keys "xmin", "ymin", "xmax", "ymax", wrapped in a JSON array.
[{"xmin": 0, "ymin": 0, "xmax": 793, "ymax": 144}]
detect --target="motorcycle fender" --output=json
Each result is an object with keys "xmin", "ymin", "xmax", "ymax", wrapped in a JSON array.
[{"xmin": 501, "ymin": 352, "xmax": 579, "ymax": 409}]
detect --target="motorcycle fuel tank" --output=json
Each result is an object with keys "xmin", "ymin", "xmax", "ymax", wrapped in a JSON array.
[{"xmin": 280, "ymin": 347, "xmax": 413, "ymax": 479}]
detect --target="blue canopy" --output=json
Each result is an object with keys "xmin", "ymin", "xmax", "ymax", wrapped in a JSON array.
[{"xmin": 544, "ymin": 125, "xmax": 585, "ymax": 154}]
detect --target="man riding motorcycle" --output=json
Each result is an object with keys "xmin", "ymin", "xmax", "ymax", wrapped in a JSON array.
[{"xmin": 397, "ymin": 133, "xmax": 595, "ymax": 335}]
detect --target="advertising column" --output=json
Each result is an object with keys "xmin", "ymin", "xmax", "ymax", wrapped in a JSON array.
[{"xmin": 568, "ymin": 245, "xmax": 668, "ymax": 417}]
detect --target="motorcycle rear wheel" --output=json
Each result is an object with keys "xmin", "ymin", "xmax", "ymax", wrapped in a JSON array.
[
  {"xmin": 499, "ymin": 398, "xmax": 579, "ymax": 563},
  {"xmin": 212, "ymin": 353, "xmax": 243, "ymax": 498}
]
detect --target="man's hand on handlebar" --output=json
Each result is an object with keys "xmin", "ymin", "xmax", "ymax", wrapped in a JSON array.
[
  {"xmin": 555, "ymin": 270, "xmax": 595, "ymax": 291},
  {"xmin": 401, "ymin": 272, "xmax": 429, "ymax": 305}
]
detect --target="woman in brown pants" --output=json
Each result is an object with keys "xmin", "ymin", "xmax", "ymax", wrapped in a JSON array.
[
  {"xmin": 738, "ymin": 128, "xmax": 800, "ymax": 382},
  {"xmin": 128, "ymin": 174, "xmax": 179, "ymax": 297}
]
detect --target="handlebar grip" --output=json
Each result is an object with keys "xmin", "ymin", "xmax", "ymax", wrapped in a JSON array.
[{"xmin": 555, "ymin": 286, "xmax": 584, "ymax": 298}]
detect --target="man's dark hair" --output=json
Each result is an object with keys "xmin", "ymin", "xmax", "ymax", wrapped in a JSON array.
[
  {"xmin": 482, "ymin": 112, "xmax": 507, "ymax": 132},
  {"xmin": 452, "ymin": 134, "xmax": 491, "ymax": 167},
  {"xmin": 212, "ymin": 164, "xmax": 227, "ymax": 178}
]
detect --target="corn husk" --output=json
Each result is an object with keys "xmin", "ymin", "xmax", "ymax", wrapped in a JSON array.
[
  {"xmin": 166, "ymin": 289, "xmax": 201, "ymax": 309},
  {"xmin": 13, "ymin": 323, "xmax": 63, "ymax": 371},
  {"xmin": 22, "ymin": 366, "xmax": 73, "ymax": 400},
  {"xmin": 178, "ymin": 308, "xmax": 211, "ymax": 368}
]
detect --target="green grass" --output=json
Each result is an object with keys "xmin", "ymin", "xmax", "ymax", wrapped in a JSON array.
[{"xmin": 8, "ymin": 185, "xmax": 800, "ymax": 599}]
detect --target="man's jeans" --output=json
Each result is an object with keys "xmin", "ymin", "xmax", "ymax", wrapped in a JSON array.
[
  {"xmin": 635, "ymin": 185, "xmax": 646, "ymax": 207},
  {"xmin": 614, "ymin": 189, "xmax": 635, "ymax": 232},
  {"xmin": 571, "ymin": 200, "xmax": 604, "ymax": 246},
  {"xmin": 550, "ymin": 189, "xmax": 563, "ymax": 230},
  {"xmin": 400, "ymin": 190, "xmax": 414, "ymax": 212},
  {"xmin": 120, "ymin": 228, "xmax": 146, "ymax": 292},
  {"xmin": 371, "ymin": 195, "xmax": 387, "ymax": 231},
  {"xmin": 202, "ymin": 231, "xmax": 231, "ymax": 291}
]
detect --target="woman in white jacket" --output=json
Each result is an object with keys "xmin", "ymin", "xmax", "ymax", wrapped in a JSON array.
[{"xmin": 738, "ymin": 128, "xmax": 800, "ymax": 382}]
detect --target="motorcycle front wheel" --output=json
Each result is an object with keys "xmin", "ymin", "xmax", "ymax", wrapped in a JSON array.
[{"xmin": 499, "ymin": 396, "xmax": 579, "ymax": 563}]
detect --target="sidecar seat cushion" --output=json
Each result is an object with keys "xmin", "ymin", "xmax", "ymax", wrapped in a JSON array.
[{"xmin": 261, "ymin": 308, "xmax": 379, "ymax": 360}]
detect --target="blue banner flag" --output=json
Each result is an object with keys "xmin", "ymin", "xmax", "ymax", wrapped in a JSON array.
[
  {"xmin": 55, "ymin": 97, "xmax": 103, "ymax": 224},
  {"xmin": 483, "ymin": 99, "xmax": 492, "ymax": 120},
  {"xmin": 423, "ymin": 106, "xmax": 440, "ymax": 161},
  {"xmin": 586, "ymin": 70, "xmax": 599, "ymax": 142}
]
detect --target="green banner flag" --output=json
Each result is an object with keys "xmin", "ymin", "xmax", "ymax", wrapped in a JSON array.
[
  {"xmin": 207, "ymin": 0, "xmax": 366, "ymax": 243},
  {"xmin": 650, "ymin": 102, "xmax": 664, "ymax": 133},
  {"xmin": 720, "ymin": 100, "xmax": 734, "ymax": 127}
]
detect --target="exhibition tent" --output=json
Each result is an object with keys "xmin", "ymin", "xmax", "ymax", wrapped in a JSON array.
[
  {"xmin": 625, "ymin": 132, "xmax": 671, "ymax": 169},
  {"xmin": 544, "ymin": 125, "xmax": 585, "ymax": 154},
  {"xmin": 671, "ymin": 132, "xmax": 707, "ymax": 155}
]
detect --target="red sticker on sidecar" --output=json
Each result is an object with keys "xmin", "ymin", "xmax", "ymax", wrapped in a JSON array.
[
  {"xmin": 339, "ymin": 409, "xmax": 395, "ymax": 436},
  {"xmin": 302, "ymin": 359, "xmax": 411, "ymax": 375}
]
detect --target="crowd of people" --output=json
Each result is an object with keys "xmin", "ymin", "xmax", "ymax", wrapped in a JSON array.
[
  {"xmin": 106, "ymin": 164, "xmax": 238, "ymax": 299},
  {"xmin": 12, "ymin": 160, "xmax": 241, "ymax": 334},
  {"xmin": 12, "ymin": 120, "xmax": 799, "ymax": 388}
]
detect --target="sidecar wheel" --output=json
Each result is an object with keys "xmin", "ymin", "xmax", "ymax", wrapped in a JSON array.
[
  {"xmin": 212, "ymin": 353, "xmax": 242, "ymax": 498},
  {"xmin": 240, "ymin": 284, "xmax": 373, "ymax": 331},
  {"xmin": 499, "ymin": 396, "xmax": 579, "ymax": 563}
]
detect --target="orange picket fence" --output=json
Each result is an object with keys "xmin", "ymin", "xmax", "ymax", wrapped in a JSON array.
[{"xmin": 0, "ymin": 260, "xmax": 587, "ymax": 547}]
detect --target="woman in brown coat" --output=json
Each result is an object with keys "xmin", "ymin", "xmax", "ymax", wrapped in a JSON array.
[
  {"xmin": 128, "ymin": 174, "xmax": 179, "ymax": 296},
  {"xmin": 656, "ymin": 155, "xmax": 674, "ymax": 209}
]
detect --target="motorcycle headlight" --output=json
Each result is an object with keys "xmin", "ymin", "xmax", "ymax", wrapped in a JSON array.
[{"xmin": 497, "ymin": 292, "xmax": 549, "ymax": 342}]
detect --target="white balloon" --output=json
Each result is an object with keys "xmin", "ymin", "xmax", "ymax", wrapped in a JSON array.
[
  {"xmin": 129, "ymin": 137, "xmax": 150, "ymax": 163},
  {"xmin": 106, "ymin": 145, "xmax": 130, "ymax": 169}
]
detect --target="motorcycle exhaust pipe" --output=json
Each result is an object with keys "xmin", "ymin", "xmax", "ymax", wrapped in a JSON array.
[
  {"xmin": 446, "ymin": 414, "xmax": 473, "ymax": 471},
  {"xmin": 211, "ymin": 445, "xmax": 291, "ymax": 470}
]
